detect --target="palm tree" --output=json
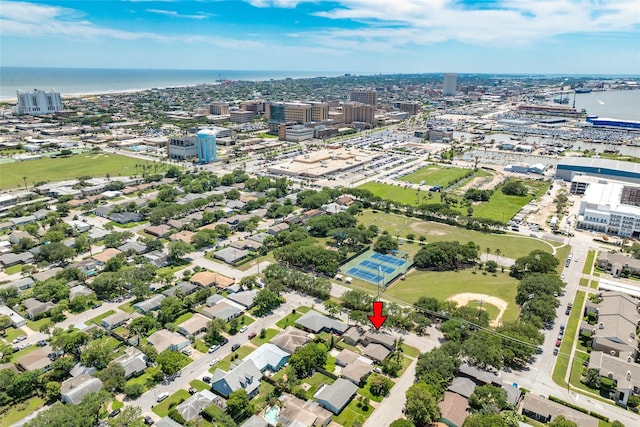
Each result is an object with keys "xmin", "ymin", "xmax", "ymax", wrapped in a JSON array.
[
  {"xmin": 495, "ymin": 248, "xmax": 501, "ymax": 263},
  {"xmin": 22, "ymin": 176, "xmax": 28, "ymax": 190}
]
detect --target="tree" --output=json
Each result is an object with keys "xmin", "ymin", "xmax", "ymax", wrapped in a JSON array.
[
  {"xmin": 548, "ymin": 416, "xmax": 578, "ymax": 427},
  {"xmin": 463, "ymin": 414, "xmax": 509, "ymax": 427},
  {"xmin": 501, "ymin": 180, "xmax": 528, "ymax": 196},
  {"xmin": 81, "ymin": 339, "xmax": 114, "ymax": 369},
  {"xmin": 158, "ymin": 296, "xmax": 184, "ymax": 325},
  {"xmin": 226, "ymin": 389, "xmax": 251, "ymax": 419},
  {"xmin": 369, "ymin": 375, "xmax": 393, "ymax": 397},
  {"xmin": 374, "ymin": 234, "xmax": 398, "ymax": 254},
  {"xmin": 289, "ymin": 342, "xmax": 328, "ymax": 379},
  {"xmin": 582, "ymin": 368, "xmax": 602, "ymax": 389},
  {"xmin": 44, "ymin": 380, "xmax": 61, "ymax": 401},
  {"xmin": 168, "ymin": 240, "xmax": 194, "ymax": 261},
  {"xmin": 497, "ymin": 321, "xmax": 543, "ymax": 368},
  {"xmin": 485, "ymin": 260, "xmax": 498, "ymax": 273},
  {"xmin": 107, "ymin": 406, "xmax": 146, "ymax": 427},
  {"xmin": 157, "ymin": 350, "xmax": 183, "ymax": 376},
  {"xmin": 469, "ymin": 385, "xmax": 510, "ymax": 414},
  {"xmin": 324, "ymin": 300, "xmax": 342, "ymax": 317},
  {"xmin": 252, "ymin": 288, "xmax": 283, "ymax": 317},
  {"xmin": 510, "ymin": 251, "xmax": 559, "ymax": 279},
  {"xmin": 462, "ymin": 331, "xmax": 504, "ymax": 370},
  {"xmin": 405, "ymin": 383, "xmax": 440, "ymax": 426},
  {"xmin": 124, "ymin": 382, "xmax": 145, "ymax": 399},
  {"xmin": 129, "ymin": 316, "xmax": 157, "ymax": 337},
  {"xmin": 204, "ymin": 319, "xmax": 227, "ymax": 345},
  {"xmin": 51, "ymin": 330, "xmax": 89, "ymax": 359},
  {"xmin": 35, "ymin": 242, "xmax": 75, "ymax": 264},
  {"xmin": 413, "ymin": 241, "xmax": 479, "ymax": 271},
  {"xmin": 95, "ymin": 364, "xmax": 126, "ymax": 393}
]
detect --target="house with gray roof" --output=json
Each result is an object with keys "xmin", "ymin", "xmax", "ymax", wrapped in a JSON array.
[
  {"xmin": 241, "ymin": 415, "xmax": 269, "ymax": 427},
  {"xmin": 134, "ymin": 294, "xmax": 165, "ymax": 313},
  {"xmin": 118, "ymin": 241, "xmax": 147, "ymax": 255},
  {"xmin": 245, "ymin": 344, "xmax": 290, "ymax": 372},
  {"xmin": 113, "ymin": 347, "xmax": 147, "ymax": 378},
  {"xmin": 227, "ymin": 289, "xmax": 258, "ymax": 309},
  {"xmin": 211, "ymin": 359, "xmax": 262, "ymax": 398},
  {"xmin": 23, "ymin": 298, "xmax": 55, "ymax": 320},
  {"xmin": 143, "ymin": 250, "xmax": 169, "ymax": 268},
  {"xmin": 362, "ymin": 331, "xmax": 396, "ymax": 350},
  {"xmin": 315, "ymin": 378, "xmax": 358, "ymax": 414},
  {"xmin": 147, "ymin": 329, "xmax": 190, "ymax": 353},
  {"xmin": 341, "ymin": 359, "xmax": 373, "ymax": 386},
  {"xmin": 163, "ymin": 282, "xmax": 197, "ymax": 297},
  {"xmin": 295, "ymin": 310, "xmax": 348, "ymax": 335},
  {"xmin": 206, "ymin": 293, "xmax": 225, "ymax": 307},
  {"xmin": 0, "ymin": 252, "xmax": 34, "ymax": 267},
  {"xmin": 60, "ymin": 374, "xmax": 103, "ymax": 405},
  {"xmin": 177, "ymin": 313, "xmax": 209, "ymax": 338},
  {"xmin": 214, "ymin": 247, "xmax": 249, "ymax": 264},
  {"xmin": 588, "ymin": 350, "xmax": 640, "ymax": 406},
  {"xmin": 31, "ymin": 267, "xmax": 62, "ymax": 282},
  {"xmin": 156, "ymin": 418, "xmax": 183, "ymax": 427},
  {"xmin": 8, "ymin": 277, "xmax": 34, "ymax": 291},
  {"xmin": 201, "ymin": 300, "xmax": 244, "ymax": 322},
  {"xmin": 69, "ymin": 285, "xmax": 93, "ymax": 300},
  {"xmin": 176, "ymin": 389, "xmax": 216, "ymax": 421},
  {"xmin": 521, "ymin": 394, "xmax": 597, "ymax": 427},
  {"xmin": 271, "ymin": 326, "xmax": 310, "ymax": 354},
  {"xmin": 102, "ymin": 311, "xmax": 135, "ymax": 330},
  {"xmin": 362, "ymin": 343, "xmax": 391, "ymax": 362}
]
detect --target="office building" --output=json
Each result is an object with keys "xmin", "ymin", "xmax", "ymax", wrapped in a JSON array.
[
  {"xmin": 310, "ymin": 102, "xmax": 329, "ymax": 121},
  {"xmin": 349, "ymin": 89, "xmax": 378, "ymax": 106},
  {"xmin": 285, "ymin": 102, "xmax": 312, "ymax": 124},
  {"xmin": 229, "ymin": 110, "xmax": 255, "ymax": 123},
  {"xmin": 342, "ymin": 102, "xmax": 374, "ymax": 125},
  {"xmin": 577, "ymin": 180, "xmax": 640, "ymax": 237},
  {"xmin": 443, "ymin": 73, "xmax": 457, "ymax": 96},
  {"xmin": 394, "ymin": 101, "xmax": 421, "ymax": 115},
  {"xmin": 196, "ymin": 129, "xmax": 217, "ymax": 163},
  {"xmin": 168, "ymin": 136, "xmax": 197, "ymax": 161},
  {"xmin": 16, "ymin": 89, "xmax": 63, "ymax": 115},
  {"xmin": 266, "ymin": 102, "xmax": 286, "ymax": 121},
  {"xmin": 209, "ymin": 102, "xmax": 229, "ymax": 115}
]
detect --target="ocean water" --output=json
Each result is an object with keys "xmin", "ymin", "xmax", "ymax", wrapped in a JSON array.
[
  {"xmin": 573, "ymin": 89, "xmax": 640, "ymax": 121},
  {"xmin": 0, "ymin": 67, "xmax": 342, "ymax": 100}
]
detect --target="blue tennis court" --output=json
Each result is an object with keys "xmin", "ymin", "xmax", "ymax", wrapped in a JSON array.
[
  {"xmin": 346, "ymin": 267, "xmax": 381, "ymax": 283},
  {"xmin": 371, "ymin": 252, "xmax": 406, "ymax": 266},
  {"xmin": 359, "ymin": 260, "xmax": 396, "ymax": 275}
]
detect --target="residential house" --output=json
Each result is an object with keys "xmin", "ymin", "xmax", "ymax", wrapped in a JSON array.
[
  {"xmin": 102, "ymin": 311, "xmax": 136, "ymax": 330},
  {"xmin": 191, "ymin": 271, "xmax": 235, "ymax": 290},
  {"xmin": 245, "ymin": 344, "xmax": 290, "ymax": 372},
  {"xmin": 270, "ymin": 327, "xmax": 310, "ymax": 354},
  {"xmin": 72, "ymin": 258, "xmax": 101, "ymax": 276},
  {"xmin": 588, "ymin": 351, "xmax": 640, "ymax": 406},
  {"xmin": 69, "ymin": 285, "xmax": 93, "ymax": 300},
  {"xmin": 163, "ymin": 282, "xmax": 197, "ymax": 297},
  {"xmin": 279, "ymin": 393, "xmax": 333, "ymax": 427},
  {"xmin": 230, "ymin": 239, "xmax": 262, "ymax": 252},
  {"xmin": 113, "ymin": 347, "xmax": 147, "ymax": 379},
  {"xmin": 336, "ymin": 349, "xmax": 360, "ymax": 367},
  {"xmin": 60, "ymin": 374, "xmax": 103, "ymax": 405},
  {"xmin": 118, "ymin": 241, "xmax": 147, "ymax": 255},
  {"xmin": 227, "ymin": 290, "xmax": 258, "ymax": 309},
  {"xmin": 176, "ymin": 390, "xmax": 216, "ymax": 422},
  {"xmin": 170, "ymin": 230, "xmax": 195, "ymax": 244},
  {"xmin": 205, "ymin": 293, "xmax": 226, "ymax": 307},
  {"xmin": 143, "ymin": 250, "xmax": 169, "ymax": 268},
  {"xmin": 295, "ymin": 310, "xmax": 348, "ymax": 335},
  {"xmin": 361, "ymin": 331, "xmax": 396, "ymax": 350},
  {"xmin": 144, "ymin": 224, "xmax": 171, "ymax": 237},
  {"xmin": 94, "ymin": 206, "xmax": 112, "ymax": 218},
  {"xmin": 0, "ymin": 305, "xmax": 26, "ymax": 327},
  {"xmin": 156, "ymin": 417, "xmax": 183, "ymax": 427},
  {"xmin": 521, "ymin": 393, "xmax": 598, "ymax": 427},
  {"xmin": 315, "ymin": 378, "xmax": 358, "ymax": 414},
  {"xmin": 108, "ymin": 212, "xmax": 143, "ymax": 224},
  {"xmin": 134, "ymin": 294, "xmax": 165, "ymax": 313},
  {"xmin": 8, "ymin": 277, "xmax": 35, "ymax": 291},
  {"xmin": 147, "ymin": 329, "xmax": 191, "ymax": 353},
  {"xmin": 23, "ymin": 298, "xmax": 55, "ymax": 320},
  {"xmin": 0, "ymin": 252, "xmax": 34, "ymax": 267},
  {"xmin": 241, "ymin": 415, "xmax": 269, "ymax": 427},
  {"xmin": 362, "ymin": 343, "xmax": 390, "ymax": 363},
  {"xmin": 439, "ymin": 391, "xmax": 471, "ymax": 427},
  {"xmin": 597, "ymin": 252, "xmax": 640, "ymax": 277},
  {"xmin": 92, "ymin": 248, "xmax": 122, "ymax": 266},
  {"xmin": 201, "ymin": 300, "xmax": 244, "ymax": 322},
  {"xmin": 214, "ymin": 247, "xmax": 249, "ymax": 265},
  {"xmin": 342, "ymin": 327, "xmax": 365, "ymax": 346},
  {"xmin": 177, "ymin": 313, "xmax": 209, "ymax": 338},
  {"xmin": 8, "ymin": 230, "xmax": 34, "ymax": 245},
  {"xmin": 211, "ymin": 359, "xmax": 262, "ymax": 398},
  {"xmin": 341, "ymin": 359, "xmax": 373, "ymax": 386},
  {"xmin": 31, "ymin": 267, "xmax": 62, "ymax": 282},
  {"xmin": 267, "ymin": 222, "xmax": 289, "ymax": 235},
  {"xmin": 16, "ymin": 346, "xmax": 54, "ymax": 372}
]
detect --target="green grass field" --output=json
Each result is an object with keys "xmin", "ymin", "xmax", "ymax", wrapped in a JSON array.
[
  {"xmin": 399, "ymin": 165, "xmax": 470, "ymax": 185},
  {"xmin": 384, "ymin": 269, "xmax": 520, "ymax": 321},
  {"xmin": 358, "ymin": 182, "xmax": 425, "ymax": 206},
  {"xmin": 332, "ymin": 398, "xmax": 374, "ymax": 427},
  {"xmin": 152, "ymin": 389, "xmax": 190, "ymax": 417},
  {"xmin": 250, "ymin": 328, "xmax": 279, "ymax": 346},
  {"xmin": 0, "ymin": 397, "xmax": 44, "ymax": 427},
  {"xmin": 359, "ymin": 210, "xmax": 555, "ymax": 259},
  {"xmin": 466, "ymin": 300, "xmax": 501, "ymax": 321},
  {"xmin": 0, "ymin": 153, "xmax": 167, "ymax": 190},
  {"xmin": 210, "ymin": 345, "xmax": 255, "ymax": 372}
]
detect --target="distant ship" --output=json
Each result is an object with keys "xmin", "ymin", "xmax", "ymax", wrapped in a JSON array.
[{"xmin": 575, "ymin": 88, "xmax": 592, "ymax": 93}]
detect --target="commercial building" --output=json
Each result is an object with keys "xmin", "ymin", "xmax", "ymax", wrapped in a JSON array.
[
  {"xmin": 16, "ymin": 89, "xmax": 63, "ymax": 115},
  {"xmin": 209, "ymin": 102, "xmax": 229, "ymax": 115},
  {"xmin": 349, "ymin": 89, "xmax": 377, "ymax": 106},
  {"xmin": 266, "ymin": 102, "xmax": 286, "ymax": 122},
  {"xmin": 168, "ymin": 136, "xmax": 197, "ymax": 161},
  {"xmin": 394, "ymin": 101, "xmax": 421, "ymax": 115},
  {"xmin": 267, "ymin": 148, "xmax": 378, "ymax": 178},
  {"xmin": 443, "ymin": 73, "xmax": 457, "ymax": 96},
  {"xmin": 310, "ymin": 102, "xmax": 329, "ymax": 121},
  {"xmin": 342, "ymin": 102, "xmax": 375, "ymax": 125},
  {"xmin": 284, "ymin": 125, "xmax": 314, "ymax": 142},
  {"xmin": 577, "ymin": 181, "xmax": 640, "ymax": 237},
  {"xmin": 229, "ymin": 110, "xmax": 255, "ymax": 123},
  {"xmin": 557, "ymin": 158, "xmax": 640, "ymax": 184},
  {"xmin": 285, "ymin": 102, "xmax": 313, "ymax": 124},
  {"xmin": 585, "ymin": 116, "xmax": 640, "ymax": 130}
]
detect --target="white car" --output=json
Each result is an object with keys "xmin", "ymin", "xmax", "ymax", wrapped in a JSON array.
[
  {"xmin": 239, "ymin": 326, "xmax": 248, "ymax": 333},
  {"xmin": 209, "ymin": 358, "xmax": 219, "ymax": 366},
  {"xmin": 561, "ymin": 274, "xmax": 566, "ymax": 280}
]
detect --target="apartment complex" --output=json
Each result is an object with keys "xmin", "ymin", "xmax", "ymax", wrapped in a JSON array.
[{"xmin": 16, "ymin": 89, "xmax": 63, "ymax": 115}]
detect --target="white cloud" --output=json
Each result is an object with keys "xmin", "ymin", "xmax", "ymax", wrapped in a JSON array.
[
  {"xmin": 146, "ymin": 9, "xmax": 214, "ymax": 19},
  {"xmin": 0, "ymin": 1, "xmax": 258, "ymax": 49}
]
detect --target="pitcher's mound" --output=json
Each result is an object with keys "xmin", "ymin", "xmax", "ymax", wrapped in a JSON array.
[{"xmin": 447, "ymin": 292, "xmax": 508, "ymax": 327}]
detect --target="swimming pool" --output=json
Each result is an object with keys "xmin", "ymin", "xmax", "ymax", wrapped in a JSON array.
[
  {"xmin": 128, "ymin": 145, "xmax": 150, "ymax": 152},
  {"xmin": 264, "ymin": 405, "xmax": 279, "ymax": 425}
]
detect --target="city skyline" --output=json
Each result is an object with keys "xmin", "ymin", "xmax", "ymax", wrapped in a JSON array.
[{"xmin": 0, "ymin": 0, "xmax": 639, "ymax": 74}]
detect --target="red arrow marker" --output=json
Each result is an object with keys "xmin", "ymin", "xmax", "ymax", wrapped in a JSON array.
[{"xmin": 368, "ymin": 301, "xmax": 387, "ymax": 330}]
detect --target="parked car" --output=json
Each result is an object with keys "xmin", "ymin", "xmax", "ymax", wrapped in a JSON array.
[
  {"xmin": 555, "ymin": 339, "xmax": 562, "ymax": 347},
  {"xmin": 188, "ymin": 387, "xmax": 197, "ymax": 394},
  {"xmin": 156, "ymin": 392, "xmax": 169, "ymax": 402},
  {"xmin": 202, "ymin": 376, "xmax": 211, "ymax": 383},
  {"xmin": 231, "ymin": 344, "xmax": 240, "ymax": 351},
  {"xmin": 239, "ymin": 326, "xmax": 248, "ymax": 333},
  {"xmin": 209, "ymin": 358, "xmax": 219, "ymax": 366},
  {"xmin": 181, "ymin": 348, "xmax": 192, "ymax": 356},
  {"xmin": 565, "ymin": 308, "xmax": 571, "ymax": 315},
  {"xmin": 108, "ymin": 409, "xmax": 120, "ymax": 418},
  {"xmin": 208, "ymin": 345, "xmax": 219, "ymax": 354},
  {"xmin": 553, "ymin": 348, "xmax": 559, "ymax": 356},
  {"xmin": 144, "ymin": 416, "xmax": 154, "ymax": 425},
  {"xmin": 248, "ymin": 332, "xmax": 257, "ymax": 339}
]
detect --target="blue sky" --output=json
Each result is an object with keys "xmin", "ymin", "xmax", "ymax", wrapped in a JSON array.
[{"xmin": 1, "ymin": 0, "xmax": 639, "ymax": 74}]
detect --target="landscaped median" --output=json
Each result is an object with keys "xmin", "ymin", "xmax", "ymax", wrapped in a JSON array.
[{"xmin": 583, "ymin": 250, "xmax": 597, "ymax": 275}]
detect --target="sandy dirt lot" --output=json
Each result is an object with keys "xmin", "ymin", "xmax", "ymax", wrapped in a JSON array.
[{"xmin": 447, "ymin": 292, "xmax": 509, "ymax": 327}]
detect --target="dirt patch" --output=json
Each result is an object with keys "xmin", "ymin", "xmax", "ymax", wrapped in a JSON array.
[
  {"xmin": 410, "ymin": 222, "xmax": 447, "ymax": 235},
  {"xmin": 447, "ymin": 292, "xmax": 508, "ymax": 327}
]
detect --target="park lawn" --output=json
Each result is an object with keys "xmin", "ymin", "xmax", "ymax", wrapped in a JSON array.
[
  {"xmin": 302, "ymin": 372, "xmax": 335, "ymax": 399},
  {"xmin": 250, "ymin": 328, "xmax": 279, "ymax": 346},
  {"xmin": 0, "ymin": 153, "xmax": 166, "ymax": 190},
  {"xmin": 0, "ymin": 397, "xmax": 44, "ymax": 427},
  {"xmin": 358, "ymin": 182, "xmax": 424, "ymax": 206},
  {"xmin": 118, "ymin": 302, "xmax": 135, "ymax": 313},
  {"xmin": 552, "ymin": 290, "xmax": 586, "ymax": 388},
  {"xmin": 4, "ymin": 264, "xmax": 22, "ymax": 275},
  {"xmin": 399, "ymin": 164, "xmax": 470, "ymax": 186},
  {"xmin": 465, "ymin": 299, "xmax": 501, "ymax": 322},
  {"xmin": 358, "ymin": 210, "xmax": 556, "ymax": 259},
  {"xmin": 468, "ymin": 191, "xmax": 535, "ymax": 222},
  {"xmin": 174, "ymin": 312, "xmax": 194, "ymax": 325},
  {"xmin": 385, "ymin": 269, "xmax": 520, "ymax": 321},
  {"xmin": 152, "ymin": 389, "xmax": 190, "ymax": 417},
  {"xmin": 583, "ymin": 250, "xmax": 596, "ymax": 275},
  {"xmin": 358, "ymin": 374, "xmax": 395, "ymax": 402},
  {"xmin": 189, "ymin": 379, "xmax": 210, "ymax": 392},
  {"xmin": 156, "ymin": 263, "xmax": 189, "ymax": 277},
  {"xmin": 88, "ymin": 309, "xmax": 116, "ymax": 326},
  {"xmin": 332, "ymin": 398, "xmax": 374, "ymax": 427},
  {"xmin": 211, "ymin": 346, "xmax": 255, "ymax": 372}
]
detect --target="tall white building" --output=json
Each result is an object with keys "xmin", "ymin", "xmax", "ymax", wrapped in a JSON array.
[
  {"xmin": 443, "ymin": 73, "xmax": 457, "ymax": 96},
  {"xmin": 16, "ymin": 89, "xmax": 63, "ymax": 115},
  {"xmin": 577, "ymin": 180, "xmax": 640, "ymax": 237}
]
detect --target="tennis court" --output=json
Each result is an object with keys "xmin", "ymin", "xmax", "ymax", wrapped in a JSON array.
[{"xmin": 340, "ymin": 249, "xmax": 410, "ymax": 286}]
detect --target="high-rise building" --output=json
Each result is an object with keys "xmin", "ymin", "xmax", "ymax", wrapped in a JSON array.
[
  {"xmin": 443, "ymin": 74, "xmax": 457, "ymax": 96},
  {"xmin": 310, "ymin": 102, "xmax": 329, "ymax": 121},
  {"xmin": 16, "ymin": 89, "xmax": 63, "ymax": 115},
  {"xmin": 209, "ymin": 102, "xmax": 229, "ymax": 115},
  {"xmin": 284, "ymin": 102, "xmax": 312, "ymax": 124},
  {"xmin": 343, "ymin": 102, "xmax": 375, "ymax": 125},
  {"xmin": 394, "ymin": 101, "xmax": 421, "ymax": 115},
  {"xmin": 266, "ymin": 102, "xmax": 286, "ymax": 122},
  {"xmin": 229, "ymin": 110, "xmax": 255, "ymax": 123},
  {"xmin": 349, "ymin": 89, "xmax": 378, "ymax": 106}
]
